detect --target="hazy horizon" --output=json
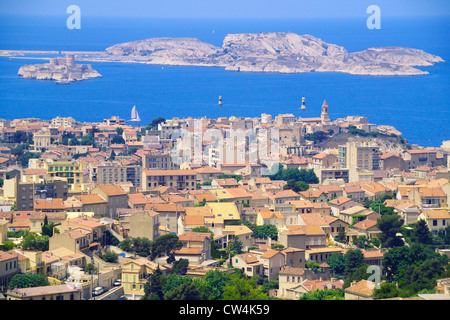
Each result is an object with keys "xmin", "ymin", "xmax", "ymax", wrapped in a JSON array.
[{"xmin": 1, "ymin": 0, "xmax": 449, "ymax": 19}]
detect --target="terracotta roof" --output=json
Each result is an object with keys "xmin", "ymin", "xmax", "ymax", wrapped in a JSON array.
[
  {"xmin": 95, "ymin": 184, "xmax": 126, "ymax": 196},
  {"xmin": 423, "ymin": 209, "xmax": 450, "ymax": 220},
  {"xmin": 329, "ymin": 196, "xmax": 354, "ymax": 206},
  {"xmin": 353, "ymin": 219, "xmax": 378, "ymax": 230},
  {"xmin": 299, "ymin": 213, "xmax": 328, "ymax": 226},
  {"xmin": 345, "ymin": 280, "xmax": 375, "ymax": 297},
  {"xmin": 178, "ymin": 232, "xmax": 211, "ymax": 242},
  {"xmin": 237, "ymin": 253, "xmax": 260, "ymax": 264},
  {"xmin": 75, "ymin": 194, "xmax": 107, "ymax": 205},
  {"xmin": 128, "ymin": 193, "xmax": 150, "ymax": 205},
  {"xmin": 34, "ymin": 198, "xmax": 66, "ymax": 210},
  {"xmin": 287, "ymin": 200, "xmax": 313, "ymax": 209},
  {"xmin": 271, "ymin": 189, "xmax": 300, "ymax": 198},
  {"xmin": 145, "ymin": 203, "xmax": 184, "ymax": 212},
  {"xmin": 11, "ymin": 284, "xmax": 79, "ymax": 297},
  {"xmin": 260, "ymin": 249, "xmax": 282, "ymax": 259}
]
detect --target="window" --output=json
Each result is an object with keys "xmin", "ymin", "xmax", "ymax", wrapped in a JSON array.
[{"xmin": 433, "ymin": 220, "xmax": 438, "ymax": 226}]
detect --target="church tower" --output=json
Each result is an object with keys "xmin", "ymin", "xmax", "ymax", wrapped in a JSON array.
[{"xmin": 321, "ymin": 99, "xmax": 330, "ymax": 123}]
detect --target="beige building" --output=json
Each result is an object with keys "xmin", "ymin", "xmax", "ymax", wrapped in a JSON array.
[
  {"xmin": 126, "ymin": 209, "xmax": 160, "ymax": 241},
  {"xmin": 91, "ymin": 184, "xmax": 128, "ymax": 218},
  {"xmin": 0, "ymin": 251, "xmax": 19, "ymax": 290},
  {"xmin": 6, "ymin": 283, "xmax": 82, "ymax": 300},
  {"xmin": 142, "ymin": 169, "xmax": 197, "ymax": 191},
  {"xmin": 175, "ymin": 232, "xmax": 212, "ymax": 265},
  {"xmin": 121, "ymin": 257, "xmax": 165, "ymax": 299},
  {"xmin": 418, "ymin": 209, "xmax": 450, "ymax": 237}
]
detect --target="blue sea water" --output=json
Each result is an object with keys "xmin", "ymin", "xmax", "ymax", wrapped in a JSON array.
[{"xmin": 0, "ymin": 15, "xmax": 449, "ymax": 147}]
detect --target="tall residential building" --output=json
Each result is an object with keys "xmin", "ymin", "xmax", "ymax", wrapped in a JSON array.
[
  {"xmin": 142, "ymin": 169, "xmax": 197, "ymax": 191},
  {"xmin": 44, "ymin": 159, "xmax": 83, "ymax": 192},
  {"xmin": 51, "ymin": 116, "xmax": 76, "ymax": 129},
  {"xmin": 89, "ymin": 162, "xmax": 142, "ymax": 187},
  {"xmin": 338, "ymin": 141, "xmax": 381, "ymax": 171}
]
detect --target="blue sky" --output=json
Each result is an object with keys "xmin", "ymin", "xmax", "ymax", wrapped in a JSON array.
[{"xmin": 1, "ymin": 0, "xmax": 449, "ymax": 18}]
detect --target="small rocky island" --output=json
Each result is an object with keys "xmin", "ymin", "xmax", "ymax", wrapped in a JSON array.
[{"xmin": 17, "ymin": 53, "xmax": 102, "ymax": 83}]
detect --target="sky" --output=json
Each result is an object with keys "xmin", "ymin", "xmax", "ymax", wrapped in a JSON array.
[{"xmin": 1, "ymin": 0, "xmax": 449, "ymax": 19}]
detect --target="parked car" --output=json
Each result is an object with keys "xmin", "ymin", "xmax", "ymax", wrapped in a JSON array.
[
  {"xmin": 114, "ymin": 279, "xmax": 122, "ymax": 286},
  {"xmin": 93, "ymin": 286, "xmax": 105, "ymax": 296}
]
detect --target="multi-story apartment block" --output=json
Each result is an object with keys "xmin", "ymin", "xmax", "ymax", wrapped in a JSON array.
[
  {"xmin": 89, "ymin": 162, "xmax": 142, "ymax": 187},
  {"xmin": 142, "ymin": 169, "xmax": 197, "ymax": 191},
  {"xmin": 338, "ymin": 141, "xmax": 381, "ymax": 171},
  {"xmin": 44, "ymin": 158, "xmax": 83, "ymax": 192}
]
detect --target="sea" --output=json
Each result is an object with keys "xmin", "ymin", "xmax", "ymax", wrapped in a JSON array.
[{"xmin": 0, "ymin": 15, "xmax": 449, "ymax": 147}]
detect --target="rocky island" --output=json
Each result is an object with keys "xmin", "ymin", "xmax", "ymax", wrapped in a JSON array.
[
  {"xmin": 17, "ymin": 53, "xmax": 102, "ymax": 83},
  {"xmin": 92, "ymin": 32, "xmax": 444, "ymax": 76},
  {"xmin": 6, "ymin": 32, "xmax": 444, "ymax": 77}
]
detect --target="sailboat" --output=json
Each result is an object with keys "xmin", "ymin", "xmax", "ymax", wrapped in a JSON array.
[{"xmin": 130, "ymin": 105, "xmax": 141, "ymax": 123}]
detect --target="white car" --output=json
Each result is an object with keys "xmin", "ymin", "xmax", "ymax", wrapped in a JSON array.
[{"xmin": 113, "ymin": 279, "xmax": 122, "ymax": 286}]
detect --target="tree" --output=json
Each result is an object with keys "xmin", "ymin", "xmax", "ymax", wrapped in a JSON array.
[
  {"xmin": 165, "ymin": 282, "xmax": 201, "ymax": 300},
  {"xmin": 222, "ymin": 274, "xmax": 268, "ymax": 300},
  {"xmin": 284, "ymin": 179, "xmax": 309, "ymax": 192},
  {"xmin": 201, "ymin": 269, "xmax": 232, "ymax": 300},
  {"xmin": 172, "ymin": 258, "xmax": 189, "ymax": 275},
  {"xmin": 0, "ymin": 241, "xmax": 16, "ymax": 251},
  {"xmin": 326, "ymin": 253, "xmax": 346, "ymax": 275},
  {"xmin": 115, "ymin": 127, "xmax": 124, "ymax": 136},
  {"xmin": 382, "ymin": 243, "xmax": 448, "ymax": 282},
  {"xmin": 344, "ymin": 249, "xmax": 364, "ymax": 276},
  {"xmin": 143, "ymin": 267, "xmax": 164, "ymax": 300},
  {"xmin": 83, "ymin": 263, "xmax": 98, "ymax": 275},
  {"xmin": 81, "ymin": 134, "xmax": 95, "ymax": 146},
  {"xmin": 410, "ymin": 219, "xmax": 433, "ymax": 245},
  {"xmin": 353, "ymin": 236, "xmax": 374, "ymax": 250},
  {"xmin": 109, "ymin": 150, "xmax": 116, "ymax": 161},
  {"xmin": 9, "ymin": 273, "xmax": 49, "ymax": 289},
  {"xmin": 101, "ymin": 251, "xmax": 118, "ymax": 263},
  {"xmin": 150, "ymin": 234, "xmax": 182, "ymax": 263},
  {"xmin": 402, "ymin": 259, "xmax": 448, "ymax": 294},
  {"xmin": 69, "ymin": 137, "xmax": 80, "ymax": 146},
  {"xmin": 145, "ymin": 117, "xmax": 166, "ymax": 131},
  {"xmin": 377, "ymin": 214, "xmax": 404, "ymax": 248},
  {"xmin": 111, "ymin": 135, "xmax": 125, "ymax": 144},
  {"xmin": 21, "ymin": 233, "xmax": 49, "ymax": 251},
  {"xmin": 253, "ymin": 224, "xmax": 278, "ymax": 240},
  {"xmin": 225, "ymin": 236, "xmax": 243, "ymax": 256},
  {"xmin": 335, "ymin": 227, "xmax": 347, "ymax": 243},
  {"xmin": 373, "ymin": 283, "xmax": 404, "ymax": 299},
  {"xmin": 300, "ymin": 289, "xmax": 344, "ymax": 300},
  {"xmin": 41, "ymin": 215, "xmax": 54, "ymax": 237}
]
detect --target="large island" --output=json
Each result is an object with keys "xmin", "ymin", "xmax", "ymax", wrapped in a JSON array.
[
  {"xmin": 91, "ymin": 32, "xmax": 445, "ymax": 76},
  {"xmin": 5, "ymin": 32, "xmax": 445, "ymax": 77}
]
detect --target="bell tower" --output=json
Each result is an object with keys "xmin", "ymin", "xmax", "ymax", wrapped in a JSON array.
[{"xmin": 321, "ymin": 99, "xmax": 330, "ymax": 123}]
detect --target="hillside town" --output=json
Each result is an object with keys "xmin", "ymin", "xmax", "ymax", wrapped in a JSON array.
[{"xmin": 1, "ymin": 100, "xmax": 450, "ymax": 301}]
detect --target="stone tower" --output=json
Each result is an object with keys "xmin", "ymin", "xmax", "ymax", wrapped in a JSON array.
[{"xmin": 321, "ymin": 99, "xmax": 330, "ymax": 123}]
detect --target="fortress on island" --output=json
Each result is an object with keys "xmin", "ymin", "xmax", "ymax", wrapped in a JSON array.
[{"xmin": 17, "ymin": 53, "xmax": 102, "ymax": 83}]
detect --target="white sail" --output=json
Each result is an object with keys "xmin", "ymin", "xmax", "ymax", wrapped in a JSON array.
[{"xmin": 131, "ymin": 105, "xmax": 140, "ymax": 122}]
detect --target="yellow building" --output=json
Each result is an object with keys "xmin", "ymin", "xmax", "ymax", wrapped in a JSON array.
[
  {"xmin": 45, "ymin": 158, "xmax": 83, "ymax": 192},
  {"xmin": 121, "ymin": 258, "xmax": 167, "ymax": 300}
]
